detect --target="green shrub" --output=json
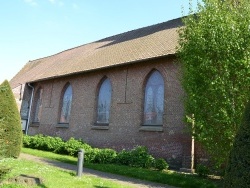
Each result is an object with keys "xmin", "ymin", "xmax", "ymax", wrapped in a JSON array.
[
  {"xmin": 115, "ymin": 149, "xmax": 131, "ymax": 166},
  {"xmin": 93, "ymin": 148, "xmax": 117, "ymax": 164},
  {"xmin": 85, "ymin": 148, "xmax": 99, "ymax": 163},
  {"xmin": 196, "ymin": 164, "xmax": 210, "ymax": 177},
  {"xmin": 62, "ymin": 137, "xmax": 90, "ymax": 156},
  {"xmin": 22, "ymin": 135, "xmax": 31, "ymax": 147},
  {"xmin": 26, "ymin": 134, "xmax": 48, "ymax": 151},
  {"xmin": 0, "ymin": 125, "xmax": 6, "ymax": 157},
  {"xmin": 115, "ymin": 146, "xmax": 155, "ymax": 168},
  {"xmin": 23, "ymin": 135, "xmax": 92, "ymax": 157},
  {"xmin": 63, "ymin": 137, "xmax": 82, "ymax": 156},
  {"xmin": 23, "ymin": 135, "xmax": 163, "ymax": 169},
  {"xmin": 0, "ymin": 80, "xmax": 23, "ymax": 158},
  {"xmin": 130, "ymin": 146, "xmax": 155, "ymax": 168},
  {"xmin": 46, "ymin": 136, "xmax": 65, "ymax": 153},
  {"xmin": 154, "ymin": 158, "xmax": 169, "ymax": 171},
  {"xmin": 223, "ymin": 102, "xmax": 250, "ymax": 187},
  {"xmin": 0, "ymin": 165, "xmax": 11, "ymax": 181}
]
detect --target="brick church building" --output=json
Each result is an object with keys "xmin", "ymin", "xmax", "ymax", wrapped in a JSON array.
[{"xmin": 10, "ymin": 17, "xmax": 200, "ymax": 169}]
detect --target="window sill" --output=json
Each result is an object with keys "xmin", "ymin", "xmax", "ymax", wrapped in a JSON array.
[
  {"xmin": 56, "ymin": 123, "xmax": 69, "ymax": 128},
  {"xmin": 91, "ymin": 124, "xmax": 109, "ymax": 130},
  {"xmin": 139, "ymin": 126, "xmax": 163, "ymax": 132},
  {"xmin": 30, "ymin": 122, "xmax": 40, "ymax": 127}
]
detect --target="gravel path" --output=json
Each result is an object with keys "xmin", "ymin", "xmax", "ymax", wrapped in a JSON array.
[{"xmin": 19, "ymin": 153, "xmax": 178, "ymax": 188}]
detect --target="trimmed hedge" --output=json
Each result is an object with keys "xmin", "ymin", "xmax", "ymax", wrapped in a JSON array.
[
  {"xmin": 223, "ymin": 102, "xmax": 250, "ymax": 187},
  {"xmin": 0, "ymin": 80, "xmax": 22, "ymax": 158},
  {"xmin": 23, "ymin": 134, "xmax": 169, "ymax": 170},
  {"xmin": 0, "ymin": 165, "xmax": 11, "ymax": 181}
]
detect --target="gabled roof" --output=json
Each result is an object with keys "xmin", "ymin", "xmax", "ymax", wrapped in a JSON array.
[{"xmin": 10, "ymin": 17, "xmax": 183, "ymax": 88}]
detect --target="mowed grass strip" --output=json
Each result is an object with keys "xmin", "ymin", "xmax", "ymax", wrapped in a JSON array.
[
  {"xmin": 21, "ymin": 148, "xmax": 220, "ymax": 188},
  {"xmin": 0, "ymin": 157, "xmax": 135, "ymax": 188}
]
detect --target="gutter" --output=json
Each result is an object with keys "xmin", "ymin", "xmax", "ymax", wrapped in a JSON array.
[{"xmin": 25, "ymin": 83, "xmax": 34, "ymax": 135}]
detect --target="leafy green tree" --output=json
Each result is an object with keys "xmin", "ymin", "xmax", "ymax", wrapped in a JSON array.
[
  {"xmin": 0, "ymin": 80, "xmax": 22, "ymax": 158},
  {"xmin": 178, "ymin": 0, "xmax": 250, "ymax": 167},
  {"xmin": 223, "ymin": 101, "xmax": 250, "ymax": 187}
]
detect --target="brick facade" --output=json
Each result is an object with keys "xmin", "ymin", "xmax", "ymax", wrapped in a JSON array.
[{"xmin": 18, "ymin": 56, "xmax": 192, "ymax": 169}]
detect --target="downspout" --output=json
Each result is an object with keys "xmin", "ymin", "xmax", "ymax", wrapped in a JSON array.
[{"xmin": 25, "ymin": 83, "xmax": 34, "ymax": 135}]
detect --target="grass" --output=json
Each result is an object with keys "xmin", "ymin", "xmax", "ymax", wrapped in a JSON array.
[
  {"xmin": 0, "ymin": 157, "xmax": 135, "ymax": 188},
  {"xmin": 21, "ymin": 148, "xmax": 221, "ymax": 188}
]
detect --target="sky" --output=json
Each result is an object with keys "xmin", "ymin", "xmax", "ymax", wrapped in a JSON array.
[{"xmin": 0, "ymin": 0, "xmax": 199, "ymax": 84}]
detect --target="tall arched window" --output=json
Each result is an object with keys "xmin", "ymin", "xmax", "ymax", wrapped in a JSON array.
[
  {"xmin": 97, "ymin": 78, "xmax": 112, "ymax": 124},
  {"xmin": 143, "ymin": 71, "xmax": 164, "ymax": 125},
  {"xmin": 59, "ymin": 84, "xmax": 73, "ymax": 123},
  {"xmin": 33, "ymin": 88, "xmax": 43, "ymax": 123}
]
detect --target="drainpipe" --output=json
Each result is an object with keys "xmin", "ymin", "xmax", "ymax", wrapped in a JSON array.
[{"xmin": 25, "ymin": 83, "xmax": 34, "ymax": 135}]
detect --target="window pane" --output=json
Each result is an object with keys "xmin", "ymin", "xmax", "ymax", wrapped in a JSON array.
[
  {"xmin": 97, "ymin": 79, "xmax": 111, "ymax": 124},
  {"xmin": 144, "ymin": 71, "xmax": 164, "ymax": 125},
  {"xmin": 60, "ymin": 85, "xmax": 72, "ymax": 123},
  {"xmin": 33, "ymin": 88, "xmax": 42, "ymax": 122}
]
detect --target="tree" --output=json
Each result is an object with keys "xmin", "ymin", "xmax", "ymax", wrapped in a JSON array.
[
  {"xmin": 178, "ymin": 0, "xmax": 250, "ymax": 167},
  {"xmin": 223, "ymin": 101, "xmax": 250, "ymax": 187},
  {"xmin": 0, "ymin": 80, "xmax": 22, "ymax": 158}
]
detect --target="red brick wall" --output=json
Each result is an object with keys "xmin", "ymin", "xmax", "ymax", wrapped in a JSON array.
[{"xmin": 23, "ymin": 56, "xmax": 192, "ymax": 169}]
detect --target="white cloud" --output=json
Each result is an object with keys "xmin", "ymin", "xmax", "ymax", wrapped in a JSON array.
[{"xmin": 24, "ymin": 0, "xmax": 38, "ymax": 6}]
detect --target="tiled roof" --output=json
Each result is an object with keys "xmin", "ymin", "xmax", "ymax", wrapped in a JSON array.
[{"xmin": 10, "ymin": 17, "xmax": 183, "ymax": 88}]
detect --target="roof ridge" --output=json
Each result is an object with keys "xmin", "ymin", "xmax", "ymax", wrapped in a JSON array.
[
  {"xmin": 10, "ymin": 16, "xmax": 182, "ymax": 87},
  {"xmin": 97, "ymin": 17, "xmax": 183, "ymax": 42},
  {"xmin": 28, "ymin": 17, "xmax": 183, "ymax": 63}
]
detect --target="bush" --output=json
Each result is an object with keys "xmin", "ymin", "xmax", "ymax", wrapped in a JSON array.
[
  {"xmin": 62, "ymin": 137, "xmax": 92, "ymax": 156},
  {"xmin": 93, "ymin": 148, "xmax": 117, "ymax": 164},
  {"xmin": 154, "ymin": 158, "xmax": 169, "ymax": 171},
  {"xmin": 45, "ymin": 136, "xmax": 65, "ymax": 153},
  {"xmin": 115, "ymin": 149, "xmax": 131, "ymax": 166},
  {"xmin": 115, "ymin": 146, "xmax": 155, "ymax": 168},
  {"xmin": 0, "ymin": 165, "xmax": 11, "ymax": 181},
  {"xmin": 196, "ymin": 164, "xmax": 210, "ymax": 177},
  {"xmin": 0, "ymin": 80, "xmax": 23, "ymax": 158},
  {"xmin": 23, "ymin": 135, "xmax": 168, "ymax": 170},
  {"xmin": 85, "ymin": 148, "xmax": 99, "ymax": 163},
  {"xmin": 130, "ymin": 146, "xmax": 155, "ymax": 168},
  {"xmin": 62, "ymin": 138, "xmax": 84, "ymax": 156},
  {"xmin": 224, "ymin": 102, "xmax": 250, "ymax": 187},
  {"xmin": 23, "ymin": 135, "xmax": 92, "ymax": 157}
]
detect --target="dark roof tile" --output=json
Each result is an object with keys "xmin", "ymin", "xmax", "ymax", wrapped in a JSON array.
[{"xmin": 10, "ymin": 17, "xmax": 183, "ymax": 88}]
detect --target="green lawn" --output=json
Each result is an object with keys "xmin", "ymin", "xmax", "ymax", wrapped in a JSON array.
[
  {"xmin": 20, "ymin": 148, "xmax": 222, "ymax": 188},
  {"xmin": 0, "ymin": 157, "xmax": 135, "ymax": 188}
]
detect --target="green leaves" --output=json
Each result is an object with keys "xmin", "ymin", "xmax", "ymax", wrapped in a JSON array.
[
  {"xmin": 178, "ymin": 0, "xmax": 250, "ymax": 167},
  {"xmin": 0, "ymin": 80, "xmax": 23, "ymax": 158},
  {"xmin": 224, "ymin": 101, "xmax": 250, "ymax": 187}
]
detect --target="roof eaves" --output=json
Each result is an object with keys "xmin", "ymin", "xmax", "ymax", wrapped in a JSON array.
[{"xmin": 27, "ymin": 53, "xmax": 176, "ymax": 84}]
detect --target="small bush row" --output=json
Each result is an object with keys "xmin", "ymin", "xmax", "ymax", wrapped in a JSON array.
[{"xmin": 23, "ymin": 134, "xmax": 168, "ymax": 171}]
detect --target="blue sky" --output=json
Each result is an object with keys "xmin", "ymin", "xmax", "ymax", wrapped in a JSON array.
[{"xmin": 0, "ymin": 0, "xmax": 199, "ymax": 84}]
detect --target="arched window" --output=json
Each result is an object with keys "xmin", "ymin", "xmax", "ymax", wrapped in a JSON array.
[
  {"xmin": 59, "ymin": 84, "xmax": 72, "ymax": 123},
  {"xmin": 97, "ymin": 78, "xmax": 112, "ymax": 124},
  {"xmin": 33, "ymin": 88, "xmax": 43, "ymax": 123},
  {"xmin": 143, "ymin": 71, "xmax": 164, "ymax": 125}
]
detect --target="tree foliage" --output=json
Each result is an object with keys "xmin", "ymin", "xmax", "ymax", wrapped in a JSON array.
[
  {"xmin": 0, "ymin": 80, "xmax": 22, "ymax": 158},
  {"xmin": 178, "ymin": 0, "xmax": 250, "ymax": 167}
]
